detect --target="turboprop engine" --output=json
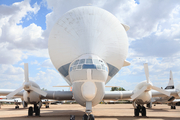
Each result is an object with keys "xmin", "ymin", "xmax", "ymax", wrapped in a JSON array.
[
  {"xmin": 23, "ymin": 81, "xmax": 42, "ymax": 104},
  {"xmin": 131, "ymin": 63, "xmax": 170, "ymax": 104},
  {"xmin": 6, "ymin": 63, "xmax": 47, "ymax": 104}
]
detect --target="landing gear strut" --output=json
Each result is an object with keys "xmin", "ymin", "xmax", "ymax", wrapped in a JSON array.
[
  {"xmin": 82, "ymin": 101, "xmax": 95, "ymax": 120},
  {"xmin": 134, "ymin": 104, "xmax": 146, "ymax": 117}
]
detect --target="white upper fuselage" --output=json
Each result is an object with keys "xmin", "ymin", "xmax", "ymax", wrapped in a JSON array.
[
  {"xmin": 48, "ymin": 6, "xmax": 129, "ymax": 85},
  {"xmin": 48, "ymin": 6, "xmax": 129, "ymax": 106}
]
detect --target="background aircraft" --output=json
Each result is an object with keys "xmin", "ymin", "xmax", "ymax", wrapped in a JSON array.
[
  {"xmin": 148, "ymin": 71, "xmax": 180, "ymax": 109},
  {"xmin": 0, "ymin": 6, "xmax": 179, "ymax": 120}
]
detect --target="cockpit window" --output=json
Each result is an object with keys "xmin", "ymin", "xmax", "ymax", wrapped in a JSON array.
[
  {"xmin": 86, "ymin": 59, "xmax": 93, "ymax": 64},
  {"xmin": 73, "ymin": 60, "xmax": 79, "ymax": 65},
  {"xmin": 83, "ymin": 64, "xmax": 96, "ymax": 69},
  {"xmin": 79, "ymin": 59, "xmax": 85, "ymax": 64}
]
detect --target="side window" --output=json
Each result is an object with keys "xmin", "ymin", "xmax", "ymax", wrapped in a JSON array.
[
  {"xmin": 96, "ymin": 65, "xmax": 101, "ymax": 69},
  {"xmin": 101, "ymin": 65, "xmax": 105, "ymax": 70},
  {"xmin": 73, "ymin": 66, "xmax": 76, "ymax": 70},
  {"xmin": 77, "ymin": 65, "xmax": 82, "ymax": 70}
]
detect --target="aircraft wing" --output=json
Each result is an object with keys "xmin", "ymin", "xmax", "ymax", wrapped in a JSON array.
[
  {"xmin": 0, "ymin": 98, "xmax": 22, "ymax": 103},
  {"xmin": 104, "ymin": 89, "xmax": 179, "ymax": 101},
  {"xmin": 0, "ymin": 89, "xmax": 23, "ymax": 98},
  {"xmin": 0, "ymin": 89, "xmax": 73, "ymax": 101},
  {"xmin": 40, "ymin": 91, "xmax": 73, "ymax": 100}
]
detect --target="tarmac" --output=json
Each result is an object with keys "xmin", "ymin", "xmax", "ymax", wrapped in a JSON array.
[{"xmin": 0, "ymin": 104, "xmax": 180, "ymax": 120}]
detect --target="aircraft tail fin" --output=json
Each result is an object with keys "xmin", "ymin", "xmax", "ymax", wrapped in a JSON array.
[{"xmin": 165, "ymin": 70, "xmax": 174, "ymax": 89}]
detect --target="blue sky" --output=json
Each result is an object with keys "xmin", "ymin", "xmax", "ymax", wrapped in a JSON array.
[{"xmin": 0, "ymin": 0, "xmax": 180, "ymax": 91}]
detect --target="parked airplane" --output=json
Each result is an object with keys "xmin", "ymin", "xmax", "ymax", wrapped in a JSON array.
[
  {"xmin": 0, "ymin": 6, "xmax": 179, "ymax": 119},
  {"xmin": 148, "ymin": 71, "xmax": 180, "ymax": 109}
]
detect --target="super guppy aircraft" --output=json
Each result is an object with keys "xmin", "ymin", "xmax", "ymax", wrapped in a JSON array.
[{"xmin": 1, "ymin": 6, "xmax": 180, "ymax": 120}]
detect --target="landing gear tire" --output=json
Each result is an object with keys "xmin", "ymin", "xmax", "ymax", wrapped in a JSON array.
[
  {"xmin": 82, "ymin": 114, "xmax": 94, "ymax": 120},
  {"xmin": 46, "ymin": 105, "xmax": 49, "ymax": 108},
  {"xmin": 141, "ymin": 106, "xmax": 146, "ymax": 116},
  {"xmin": 89, "ymin": 114, "xmax": 95, "ymax": 120},
  {"xmin": 134, "ymin": 108, "xmax": 139, "ymax": 116},
  {"xmin": 171, "ymin": 106, "xmax": 176, "ymax": 109},
  {"xmin": 15, "ymin": 106, "xmax": 19, "ymax": 109},
  {"xmin": 28, "ymin": 107, "xmax": 33, "ymax": 116},
  {"xmin": 82, "ymin": 114, "xmax": 88, "ymax": 120},
  {"xmin": 35, "ymin": 107, "xmax": 40, "ymax": 116}
]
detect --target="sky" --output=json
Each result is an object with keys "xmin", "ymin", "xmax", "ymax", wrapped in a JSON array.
[{"xmin": 0, "ymin": 0, "xmax": 180, "ymax": 91}]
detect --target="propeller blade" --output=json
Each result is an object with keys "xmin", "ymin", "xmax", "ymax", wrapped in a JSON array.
[
  {"xmin": 6, "ymin": 85, "xmax": 24, "ymax": 99},
  {"xmin": 24, "ymin": 63, "xmax": 29, "ymax": 82},
  {"xmin": 131, "ymin": 86, "xmax": 147, "ymax": 100},
  {"xmin": 29, "ymin": 86, "xmax": 47, "ymax": 97},
  {"xmin": 178, "ymin": 93, "xmax": 180, "ymax": 97},
  {"xmin": 151, "ymin": 86, "xmax": 170, "ymax": 96},
  {"xmin": 144, "ymin": 63, "xmax": 150, "ymax": 83}
]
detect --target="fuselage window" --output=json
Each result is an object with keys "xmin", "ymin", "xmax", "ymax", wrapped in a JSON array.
[
  {"xmin": 101, "ymin": 65, "xmax": 105, "ymax": 70},
  {"xmin": 77, "ymin": 65, "xmax": 82, "ymax": 69},
  {"xmin": 79, "ymin": 59, "xmax": 85, "ymax": 64},
  {"xmin": 83, "ymin": 64, "xmax": 96, "ymax": 69},
  {"xmin": 86, "ymin": 59, "xmax": 93, "ymax": 64},
  {"xmin": 93, "ymin": 59, "xmax": 99, "ymax": 64},
  {"xmin": 73, "ymin": 66, "xmax": 76, "ymax": 70}
]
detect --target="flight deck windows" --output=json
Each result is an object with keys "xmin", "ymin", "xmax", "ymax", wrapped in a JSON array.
[
  {"xmin": 70, "ymin": 58, "xmax": 108, "ymax": 72},
  {"xmin": 86, "ymin": 59, "xmax": 93, "ymax": 64},
  {"xmin": 73, "ymin": 60, "xmax": 79, "ymax": 65},
  {"xmin": 79, "ymin": 59, "xmax": 85, "ymax": 64}
]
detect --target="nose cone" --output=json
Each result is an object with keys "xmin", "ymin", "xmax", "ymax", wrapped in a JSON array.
[{"xmin": 82, "ymin": 81, "xmax": 97, "ymax": 101}]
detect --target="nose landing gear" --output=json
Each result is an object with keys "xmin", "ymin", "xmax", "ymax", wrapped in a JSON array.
[{"xmin": 82, "ymin": 101, "xmax": 95, "ymax": 120}]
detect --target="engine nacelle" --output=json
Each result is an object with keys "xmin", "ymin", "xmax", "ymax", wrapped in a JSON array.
[
  {"xmin": 133, "ymin": 81, "xmax": 152, "ymax": 104},
  {"xmin": 23, "ymin": 81, "xmax": 41, "ymax": 104}
]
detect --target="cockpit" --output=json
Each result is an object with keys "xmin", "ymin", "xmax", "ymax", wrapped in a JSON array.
[
  {"xmin": 69, "ymin": 54, "xmax": 109, "ymax": 83},
  {"xmin": 69, "ymin": 58, "xmax": 108, "ymax": 72}
]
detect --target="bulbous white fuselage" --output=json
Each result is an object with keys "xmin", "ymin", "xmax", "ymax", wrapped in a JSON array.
[{"xmin": 48, "ymin": 6, "xmax": 129, "ymax": 107}]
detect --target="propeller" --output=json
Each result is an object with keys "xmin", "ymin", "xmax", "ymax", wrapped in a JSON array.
[
  {"xmin": 6, "ymin": 63, "xmax": 47, "ymax": 99},
  {"xmin": 131, "ymin": 63, "xmax": 170, "ymax": 100}
]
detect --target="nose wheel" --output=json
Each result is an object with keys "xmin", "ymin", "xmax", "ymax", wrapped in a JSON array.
[{"xmin": 82, "ymin": 114, "xmax": 94, "ymax": 120}]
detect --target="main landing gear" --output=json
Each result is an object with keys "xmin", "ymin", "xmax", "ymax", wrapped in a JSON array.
[
  {"xmin": 134, "ymin": 104, "xmax": 146, "ymax": 117},
  {"xmin": 28, "ymin": 104, "xmax": 40, "ymax": 116},
  {"xmin": 15, "ymin": 105, "xmax": 19, "ymax": 109},
  {"xmin": 82, "ymin": 101, "xmax": 95, "ymax": 120},
  {"xmin": 171, "ymin": 106, "xmax": 176, "ymax": 109}
]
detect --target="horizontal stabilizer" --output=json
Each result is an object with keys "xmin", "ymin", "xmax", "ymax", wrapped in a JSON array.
[
  {"xmin": 123, "ymin": 60, "xmax": 131, "ymax": 67},
  {"xmin": 121, "ymin": 23, "xmax": 130, "ymax": 31}
]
